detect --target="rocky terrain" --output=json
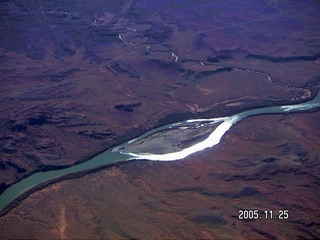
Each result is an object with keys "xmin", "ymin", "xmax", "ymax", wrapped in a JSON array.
[
  {"xmin": 0, "ymin": 111, "xmax": 319, "ymax": 239},
  {"xmin": 1, "ymin": 0, "xmax": 320, "ymax": 239},
  {"xmin": 1, "ymin": 0, "xmax": 319, "ymax": 191}
]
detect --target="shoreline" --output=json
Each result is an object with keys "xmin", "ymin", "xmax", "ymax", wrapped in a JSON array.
[
  {"xmin": 0, "ymin": 159, "xmax": 135, "ymax": 217},
  {"xmin": 1, "ymin": 93, "xmax": 319, "ymax": 188},
  {"xmin": 0, "ymin": 92, "xmax": 319, "ymax": 217}
]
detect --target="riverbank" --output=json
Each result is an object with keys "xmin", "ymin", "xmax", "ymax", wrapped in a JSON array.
[
  {"xmin": 1, "ymin": 94, "xmax": 314, "ymax": 196},
  {"xmin": 1, "ymin": 91, "xmax": 319, "ymax": 194},
  {"xmin": 1, "ymin": 110, "xmax": 319, "ymax": 239},
  {"xmin": 1, "ymin": 92, "xmax": 319, "ymax": 216},
  {"xmin": 0, "ymin": 159, "xmax": 132, "ymax": 217}
]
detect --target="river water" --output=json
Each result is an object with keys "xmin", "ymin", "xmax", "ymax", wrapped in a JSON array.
[{"xmin": 0, "ymin": 92, "xmax": 319, "ymax": 212}]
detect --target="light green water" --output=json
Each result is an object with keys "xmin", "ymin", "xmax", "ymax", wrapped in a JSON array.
[
  {"xmin": 0, "ymin": 92, "xmax": 319, "ymax": 213},
  {"xmin": 0, "ymin": 151, "xmax": 132, "ymax": 213}
]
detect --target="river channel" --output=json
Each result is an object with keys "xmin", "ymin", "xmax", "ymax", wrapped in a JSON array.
[{"xmin": 0, "ymin": 92, "xmax": 319, "ymax": 213}]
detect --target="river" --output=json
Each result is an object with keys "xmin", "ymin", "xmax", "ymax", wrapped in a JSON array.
[{"xmin": 0, "ymin": 92, "xmax": 319, "ymax": 213}]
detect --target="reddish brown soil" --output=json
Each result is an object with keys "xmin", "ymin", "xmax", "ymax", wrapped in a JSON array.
[
  {"xmin": 1, "ymin": 0, "xmax": 320, "ymax": 238},
  {"xmin": 1, "ymin": 112, "xmax": 319, "ymax": 239},
  {"xmin": 1, "ymin": 0, "xmax": 319, "ymax": 189}
]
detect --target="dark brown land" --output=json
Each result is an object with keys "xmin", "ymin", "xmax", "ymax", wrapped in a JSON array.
[
  {"xmin": 0, "ymin": 0, "xmax": 320, "ymax": 239},
  {"xmin": 0, "ymin": 111, "xmax": 319, "ymax": 239},
  {"xmin": 1, "ymin": 0, "xmax": 319, "ymax": 189}
]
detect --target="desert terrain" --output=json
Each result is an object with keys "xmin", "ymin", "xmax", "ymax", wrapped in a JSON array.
[
  {"xmin": 0, "ymin": 0, "xmax": 320, "ymax": 239},
  {"xmin": 1, "ymin": 111, "xmax": 319, "ymax": 239}
]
